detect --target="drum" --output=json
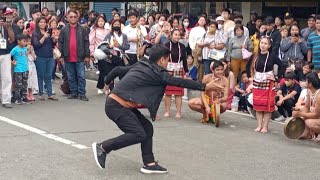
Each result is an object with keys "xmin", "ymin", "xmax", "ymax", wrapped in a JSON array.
[
  {"xmin": 214, "ymin": 103, "xmax": 221, "ymax": 127},
  {"xmin": 283, "ymin": 117, "xmax": 305, "ymax": 139}
]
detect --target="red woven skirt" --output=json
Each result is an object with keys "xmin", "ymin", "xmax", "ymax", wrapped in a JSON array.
[
  {"xmin": 165, "ymin": 85, "xmax": 184, "ymax": 96},
  {"xmin": 252, "ymin": 81, "xmax": 275, "ymax": 112}
]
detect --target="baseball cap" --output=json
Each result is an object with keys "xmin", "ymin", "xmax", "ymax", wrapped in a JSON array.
[
  {"xmin": 215, "ymin": 16, "xmax": 225, "ymax": 22},
  {"xmin": 3, "ymin": 7, "xmax": 13, "ymax": 15},
  {"xmin": 284, "ymin": 12, "xmax": 293, "ymax": 19}
]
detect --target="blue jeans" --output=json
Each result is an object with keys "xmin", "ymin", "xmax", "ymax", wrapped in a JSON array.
[
  {"xmin": 65, "ymin": 62, "xmax": 86, "ymax": 96},
  {"xmin": 35, "ymin": 57, "xmax": 54, "ymax": 96},
  {"xmin": 202, "ymin": 59, "xmax": 213, "ymax": 75}
]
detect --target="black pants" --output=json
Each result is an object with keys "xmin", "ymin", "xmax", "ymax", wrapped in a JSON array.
[
  {"xmin": 13, "ymin": 71, "xmax": 28, "ymax": 100},
  {"xmin": 127, "ymin": 53, "xmax": 138, "ymax": 65},
  {"xmin": 234, "ymin": 91, "xmax": 247, "ymax": 111},
  {"xmin": 97, "ymin": 60, "xmax": 116, "ymax": 90},
  {"xmin": 102, "ymin": 98, "xmax": 155, "ymax": 164},
  {"xmin": 275, "ymin": 96, "xmax": 296, "ymax": 117}
]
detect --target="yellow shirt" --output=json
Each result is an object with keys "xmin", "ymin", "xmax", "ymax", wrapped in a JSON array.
[{"xmin": 251, "ymin": 33, "xmax": 259, "ymax": 54}]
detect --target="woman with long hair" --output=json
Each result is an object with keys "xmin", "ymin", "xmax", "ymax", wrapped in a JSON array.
[
  {"xmin": 163, "ymin": 29, "xmax": 188, "ymax": 118},
  {"xmin": 247, "ymin": 36, "xmax": 284, "ymax": 133},
  {"xmin": 89, "ymin": 15, "xmax": 110, "ymax": 94},
  {"xmin": 31, "ymin": 16, "xmax": 58, "ymax": 101},
  {"xmin": 102, "ymin": 19, "xmax": 130, "ymax": 92},
  {"xmin": 145, "ymin": 15, "xmax": 155, "ymax": 32}
]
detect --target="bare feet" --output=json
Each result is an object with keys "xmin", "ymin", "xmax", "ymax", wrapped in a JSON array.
[
  {"xmin": 163, "ymin": 112, "xmax": 170, "ymax": 118},
  {"xmin": 175, "ymin": 113, "xmax": 182, "ymax": 119},
  {"xmin": 254, "ymin": 127, "xmax": 262, "ymax": 132},
  {"xmin": 156, "ymin": 115, "xmax": 161, "ymax": 120},
  {"xmin": 260, "ymin": 128, "xmax": 268, "ymax": 133}
]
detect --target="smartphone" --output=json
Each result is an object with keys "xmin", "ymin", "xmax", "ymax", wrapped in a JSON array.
[
  {"xmin": 47, "ymin": 28, "xmax": 53, "ymax": 36},
  {"xmin": 1, "ymin": 16, "xmax": 6, "ymax": 22},
  {"xmin": 26, "ymin": 23, "xmax": 30, "ymax": 29},
  {"xmin": 294, "ymin": 33, "xmax": 299, "ymax": 37}
]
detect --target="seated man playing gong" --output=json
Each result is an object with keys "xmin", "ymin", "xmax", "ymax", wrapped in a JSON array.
[{"xmin": 292, "ymin": 72, "xmax": 320, "ymax": 141}]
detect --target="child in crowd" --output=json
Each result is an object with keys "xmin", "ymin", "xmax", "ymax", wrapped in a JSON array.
[
  {"xmin": 10, "ymin": 34, "xmax": 30, "ymax": 105},
  {"xmin": 26, "ymin": 35, "xmax": 38, "ymax": 101},
  {"xmin": 234, "ymin": 71, "xmax": 250, "ymax": 112},
  {"xmin": 275, "ymin": 72, "xmax": 302, "ymax": 120},
  {"xmin": 186, "ymin": 55, "xmax": 197, "ymax": 81},
  {"xmin": 183, "ymin": 55, "xmax": 198, "ymax": 100},
  {"xmin": 296, "ymin": 62, "xmax": 314, "ymax": 89}
]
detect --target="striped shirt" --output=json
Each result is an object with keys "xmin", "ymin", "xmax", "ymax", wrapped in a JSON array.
[
  {"xmin": 307, "ymin": 31, "xmax": 320, "ymax": 69},
  {"xmin": 202, "ymin": 32, "xmax": 224, "ymax": 60}
]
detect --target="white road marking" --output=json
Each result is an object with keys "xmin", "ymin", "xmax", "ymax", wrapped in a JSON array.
[{"xmin": 0, "ymin": 116, "xmax": 90, "ymax": 150}]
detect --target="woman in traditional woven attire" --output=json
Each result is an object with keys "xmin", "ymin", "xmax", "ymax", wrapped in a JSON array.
[
  {"xmin": 247, "ymin": 36, "xmax": 284, "ymax": 133},
  {"xmin": 163, "ymin": 29, "xmax": 188, "ymax": 119}
]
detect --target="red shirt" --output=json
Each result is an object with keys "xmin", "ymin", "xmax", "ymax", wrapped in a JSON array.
[
  {"xmin": 69, "ymin": 26, "xmax": 78, "ymax": 62},
  {"xmin": 29, "ymin": 21, "xmax": 35, "ymax": 35}
]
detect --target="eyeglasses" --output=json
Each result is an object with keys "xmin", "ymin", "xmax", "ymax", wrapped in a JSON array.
[{"xmin": 69, "ymin": 16, "xmax": 77, "ymax": 19}]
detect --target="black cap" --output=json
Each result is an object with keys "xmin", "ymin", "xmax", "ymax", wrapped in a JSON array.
[
  {"xmin": 284, "ymin": 12, "xmax": 293, "ymax": 19},
  {"xmin": 265, "ymin": 16, "xmax": 275, "ymax": 24}
]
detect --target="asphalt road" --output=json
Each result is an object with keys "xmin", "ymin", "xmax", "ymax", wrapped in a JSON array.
[{"xmin": 1, "ymin": 74, "xmax": 320, "ymax": 180}]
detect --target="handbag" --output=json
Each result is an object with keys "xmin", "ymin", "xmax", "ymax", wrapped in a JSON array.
[
  {"xmin": 167, "ymin": 41, "xmax": 184, "ymax": 78},
  {"xmin": 289, "ymin": 59, "xmax": 304, "ymax": 71},
  {"xmin": 53, "ymin": 47, "xmax": 61, "ymax": 59},
  {"xmin": 208, "ymin": 49, "xmax": 225, "ymax": 60},
  {"xmin": 242, "ymin": 36, "xmax": 252, "ymax": 59}
]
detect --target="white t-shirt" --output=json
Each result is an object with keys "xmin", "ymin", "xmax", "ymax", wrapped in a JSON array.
[
  {"xmin": 122, "ymin": 25, "xmax": 148, "ymax": 54},
  {"xmin": 299, "ymin": 89, "xmax": 308, "ymax": 102},
  {"xmin": 188, "ymin": 26, "xmax": 206, "ymax": 50}
]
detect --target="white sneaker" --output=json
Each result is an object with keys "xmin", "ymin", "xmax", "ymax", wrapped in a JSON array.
[
  {"xmin": 182, "ymin": 96, "xmax": 188, "ymax": 100},
  {"xmin": 96, "ymin": 71, "xmax": 100, "ymax": 75},
  {"xmin": 274, "ymin": 115, "xmax": 286, "ymax": 122},
  {"xmin": 97, "ymin": 89, "xmax": 104, "ymax": 95}
]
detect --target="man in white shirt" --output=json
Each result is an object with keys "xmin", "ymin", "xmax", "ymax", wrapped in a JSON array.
[
  {"xmin": 122, "ymin": 11, "xmax": 148, "ymax": 65},
  {"xmin": 221, "ymin": 8, "xmax": 235, "ymax": 33}
]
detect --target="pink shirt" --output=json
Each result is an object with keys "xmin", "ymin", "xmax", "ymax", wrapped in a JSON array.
[{"xmin": 89, "ymin": 27, "xmax": 109, "ymax": 56}]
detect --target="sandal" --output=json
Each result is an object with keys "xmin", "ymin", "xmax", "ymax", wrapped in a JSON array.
[
  {"xmin": 39, "ymin": 95, "xmax": 45, "ymax": 101},
  {"xmin": 48, "ymin": 96, "xmax": 58, "ymax": 101}
]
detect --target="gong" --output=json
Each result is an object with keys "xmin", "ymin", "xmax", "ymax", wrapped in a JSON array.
[
  {"xmin": 283, "ymin": 117, "xmax": 305, "ymax": 139},
  {"xmin": 214, "ymin": 103, "xmax": 221, "ymax": 127}
]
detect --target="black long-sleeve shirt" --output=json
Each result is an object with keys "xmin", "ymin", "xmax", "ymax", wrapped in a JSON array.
[
  {"xmin": 164, "ymin": 40, "xmax": 188, "ymax": 73},
  {"xmin": 104, "ymin": 58, "xmax": 205, "ymax": 120},
  {"xmin": 246, "ymin": 52, "xmax": 285, "ymax": 79}
]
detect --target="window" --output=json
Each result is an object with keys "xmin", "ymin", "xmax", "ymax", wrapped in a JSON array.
[{"xmin": 228, "ymin": 2, "xmax": 242, "ymax": 14}]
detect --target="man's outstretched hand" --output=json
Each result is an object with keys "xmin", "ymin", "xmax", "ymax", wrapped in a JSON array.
[{"xmin": 205, "ymin": 78, "xmax": 224, "ymax": 92}]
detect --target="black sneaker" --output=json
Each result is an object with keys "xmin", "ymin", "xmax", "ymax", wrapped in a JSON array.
[
  {"xmin": 79, "ymin": 95, "xmax": 89, "ymax": 101},
  {"xmin": 140, "ymin": 162, "xmax": 168, "ymax": 174},
  {"xmin": 22, "ymin": 98, "xmax": 32, "ymax": 104},
  {"xmin": 67, "ymin": 94, "xmax": 78, "ymax": 99},
  {"xmin": 92, "ymin": 142, "xmax": 107, "ymax": 169}
]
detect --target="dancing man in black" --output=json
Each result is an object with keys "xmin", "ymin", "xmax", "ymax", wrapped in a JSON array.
[{"xmin": 92, "ymin": 44, "xmax": 224, "ymax": 174}]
